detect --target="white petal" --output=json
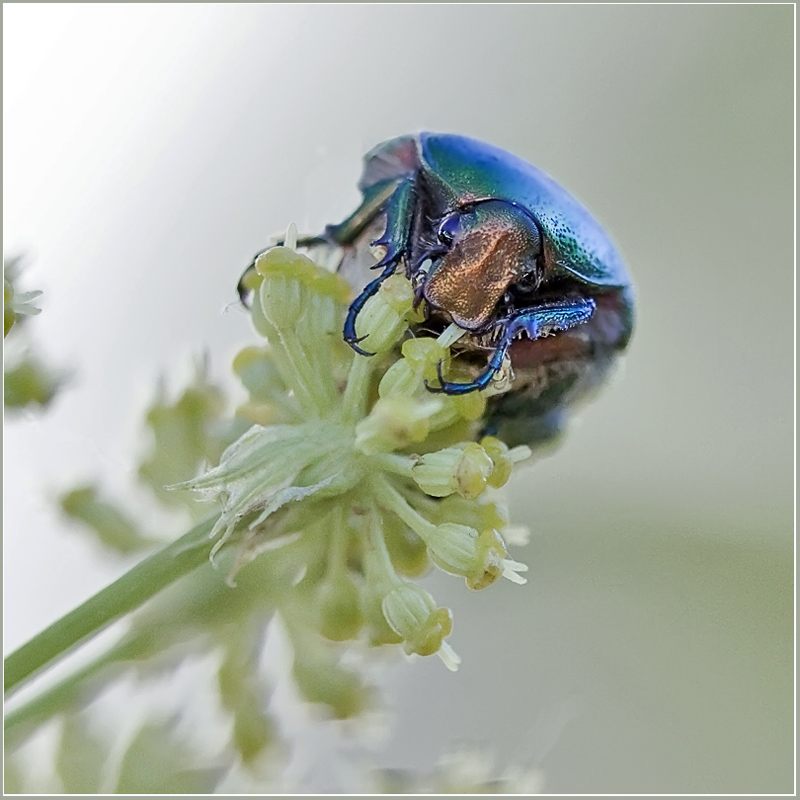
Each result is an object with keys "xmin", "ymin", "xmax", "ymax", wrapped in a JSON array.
[
  {"xmin": 437, "ymin": 641, "xmax": 462, "ymax": 672},
  {"xmin": 502, "ymin": 559, "xmax": 529, "ymax": 585}
]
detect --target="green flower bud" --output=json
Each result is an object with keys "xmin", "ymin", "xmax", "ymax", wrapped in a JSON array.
[
  {"xmin": 233, "ymin": 347, "xmax": 286, "ymax": 401},
  {"xmin": 258, "ymin": 272, "xmax": 307, "ymax": 332},
  {"xmin": 451, "ymin": 392, "xmax": 488, "ymax": 422},
  {"xmin": 481, "ymin": 435, "xmax": 514, "ymax": 488},
  {"xmin": 426, "ymin": 494, "xmax": 510, "ymax": 534},
  {"xmin": 479, "ymin": 436, "xmax": 532, "ymax": 487},
  {"xmin": 378, "ymin": 358, "xmax": 419, "ymax": 398},
  {"xmin": 318, "ymin": 570, "xmax": 364, "ymax": 642},
  {"xmin": 296, "ymin": 293, "xmax": 339, "ymax": 346},
  {"xmin": 399, "ymin": 338, "xmax": 450, "ymax": 382},
  {"xmin": 426, "ymin": 524, "xmax": 514, "ymax": 590},
  {"xmin": 382, "ymin": 514, "xmax": 430, "ymax": 578},
  {"xmin": 349, "ymin": 273, "xmax": 415, "ymax": 356},
  {"xmin": 426, "ymin": 392, "xmax": 487, "ymax": 435},
  {"xmin": 412, "ymin": 443, "xmax": 494, "ymax": 499},
  {"xmin": 362, "ymin": 581, "xmax": 404, "ymax": 646},
  {"xmin": 355, "ymin": 395, "xmax": 442, "ymax": 454},
  {"xmin": 254, "ymin": 246, "xmax": 350, "ymax": 336},
  {"xmin": 217, "ymin": 640, "xmax": 277, "ymax": 765},
  {"xmin": 292, "ymin": 656, "xmax": 368, "ymax": 719},
  {"xmin": 3, "ymin": 357, "xmax": 61, "ymax": 409},
  {"xmin": 381, "ymin": 582, "xmax": 453, "ymax": 657}
]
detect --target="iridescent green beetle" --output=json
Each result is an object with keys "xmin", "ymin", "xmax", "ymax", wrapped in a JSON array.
[{"xmin": 242, "ymin": 133, "xmax": 634, "ymax": 448}]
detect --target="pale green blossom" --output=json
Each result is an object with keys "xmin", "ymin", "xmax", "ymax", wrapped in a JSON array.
[{"xmin": 178, "ymin": 237, "xmax": 531, "ymax": 667}]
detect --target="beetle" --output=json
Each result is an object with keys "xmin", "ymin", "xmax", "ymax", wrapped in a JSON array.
[{"xmin": 240, "ymin": 133, "xmax": 634, "ymax": 448}]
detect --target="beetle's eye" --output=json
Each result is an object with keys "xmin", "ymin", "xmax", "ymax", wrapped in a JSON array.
[{"xmin": 437, "ymin": 215, "xmax": 461, "ymax": 245}]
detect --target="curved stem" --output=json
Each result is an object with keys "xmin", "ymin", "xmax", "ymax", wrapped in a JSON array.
[{"xmin": 4, "ymin": 514, "xmax": 219, "ymax": 697}]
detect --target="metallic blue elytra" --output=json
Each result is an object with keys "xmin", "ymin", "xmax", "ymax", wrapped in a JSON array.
[{"xmin": 241, "ymin": 133, "xmax": 634, "ymax": 448}]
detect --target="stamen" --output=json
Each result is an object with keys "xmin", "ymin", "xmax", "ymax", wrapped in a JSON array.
[
  {"xmin": 284, "ymin": 222, "xmax": 298, "ymax": 251},
  {"xmin": 437, "ymin": 641, "xmax": 462, "ymax": 672},
  {"xmin": 437, "ymin": 323, "xmax": 467, "ymax": 349}
]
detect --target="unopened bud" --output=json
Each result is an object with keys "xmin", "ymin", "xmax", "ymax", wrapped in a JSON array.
[
  {"xmin": 254, "ymin": 246, "xmax": 350, "ymax": 335},
  {"xmin": 318, "ymin": 570, "xmax": 364, "ymax": 642},
  {"xmin": 381, "ymin": 582, "xmax": 453, "ymax": 657},
  {"xmin": 426, "ymin": 523, "xmax": 511, "ymax": 591},
  {"xmin": 355, "ymin": 395, "xmax": 442, "ymax": 454},
  {"xmin": 351, "ymin": 274, "xmax": 415, "ymax": 356},
  {"xmin": 412, "ymin": 443, "xmax": 494, "ymax": 499}
]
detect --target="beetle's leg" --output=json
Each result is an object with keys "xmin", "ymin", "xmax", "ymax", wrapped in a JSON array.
[
  {"xmin": 237, "ymin": 181, "xmax": 399, "ymax": 306},
  {"xmin": 428, "ymin": 297, "xmax": 597, "ymax": 395},
  {"xmin": 343, "ymin": 177, "xmax": 416, "ymax": 355},
  {"xmin": 325, "ymin": 180, "xmax": 400, "ymax": 246}
]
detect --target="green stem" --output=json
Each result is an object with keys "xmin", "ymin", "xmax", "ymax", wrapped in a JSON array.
[
  {"xmin": 364, "ymin": 505, "xmax": 399, "ymax": 583},
  {"xmin": 325, "ymin": 505, "xmax": 349, "ymax": 580},
  {"xmin": 341, "ymin": 354, "xmax": 373, "ymax": 424},
  {"xmin": 370, "ymin": 474, "xmax": 437, "ymax": 541},
  {"xmin": 278, "ymin": 331, "xmax": 328, "ymax": 415},
  {"xmin": 4, "ymin": 514, "xmax": 219, "ymax": 697},
  {"xmin": 4, "ymin": 642, "xmax": 126, "ymax": 747},
  {"xmin": 370, "ymin": 452, "xmax": 415, "ymax": 479}
]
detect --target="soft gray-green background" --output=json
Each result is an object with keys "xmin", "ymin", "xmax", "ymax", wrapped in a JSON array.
[{"xmin": 4, "ymin": 5, "xmax": 794, "ymax": 793}]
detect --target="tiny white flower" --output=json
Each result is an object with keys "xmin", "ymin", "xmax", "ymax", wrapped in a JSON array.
[
  {"xmin": 501, "ymin": 558, "xmax": 529, "ymax": 585},
  {"xmin": 436, "ymin": 641, "xmax": 462, "ymax": 672}
]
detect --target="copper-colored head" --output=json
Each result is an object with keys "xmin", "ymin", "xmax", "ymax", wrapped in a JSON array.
[{"xmin": 423, "ymin": 201, "xmax": 542, "ymax": 331}]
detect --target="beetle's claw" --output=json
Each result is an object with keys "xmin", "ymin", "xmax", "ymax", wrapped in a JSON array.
[
  {"xmin": 423, "ymin": 358, "xmax": 494, "ymax": 395},
  {"xmin": 370, "ymin": 245, "xmax": 403, "ymax": 271},
  {"xmin": 343, "ymin": 318, "xmax": 376, "ymax": 357},
  {"xmin": 423, "ymin": 359, "xmax": 448, "ymax": 393},
  {"xmin": 424, "ymin": 353, "xmax": 505, "ymax": 395},
  {"xmin": 343, "ymin": 303, "xmax": 377, "ymax": 356},
  {"xmin": 344, "ymin": 336, "xmax": 376, "ymax": 357}
]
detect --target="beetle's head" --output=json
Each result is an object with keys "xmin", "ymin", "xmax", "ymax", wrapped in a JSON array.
[{"xmin": 421, "ymin": 200, "xmax": 542, "ymax": 331}]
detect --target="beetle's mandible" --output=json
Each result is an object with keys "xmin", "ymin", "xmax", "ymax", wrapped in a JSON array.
[{"xmin": 240, "ymin": 133, "xmax": 634, "ymax": 448}]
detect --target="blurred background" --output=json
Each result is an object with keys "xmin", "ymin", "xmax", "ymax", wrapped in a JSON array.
[{"xmin": 4, "ymin": 4, "xmax": 793, "ymax": 793}]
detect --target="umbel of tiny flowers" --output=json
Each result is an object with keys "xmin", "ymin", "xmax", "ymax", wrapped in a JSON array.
[{"xmin": 176, "ymin": 226, "xmax": 531, "ymax": 669}]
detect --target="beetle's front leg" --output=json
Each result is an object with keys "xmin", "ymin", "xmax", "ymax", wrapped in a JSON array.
[
  {"xmin": 429, "ymin": 296, "xmax": 597, "ymax": 395},
  {"xmin": 342, "ymin": 177, "xmax": 416, "ymax": 355},
  {"xmin": 237, "ymin": 180, "xmax": 410, "ymax": 308}
]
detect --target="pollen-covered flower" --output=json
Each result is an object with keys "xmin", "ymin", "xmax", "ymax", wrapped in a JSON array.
[{"xmin": 178, "ymin": 232, "xmax": 531, "ymax": 668}]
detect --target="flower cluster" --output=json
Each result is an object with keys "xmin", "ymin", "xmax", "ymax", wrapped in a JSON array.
[
  {"xmin": 4, "ymin": 260, "xmax": 42, "ymax": 338},
  {"xmin": 4, "ymin": 255, "xmax": 62, "ymax": 408},
  {"xmin": 179, "ymin": 230, "xmax": 531, "ymax": 669}
]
